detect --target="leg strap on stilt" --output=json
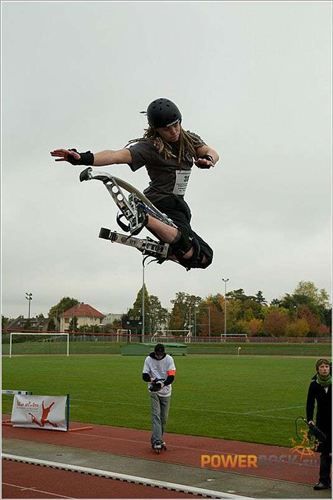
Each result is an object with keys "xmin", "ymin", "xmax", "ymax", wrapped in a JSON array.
[
  {"xmin": 99, "ymin": 228, "xmax": 169, "ymax": 261},
  {"xmin": 116, "ymin": 202, "xmax": 148, "ymax": 235}
]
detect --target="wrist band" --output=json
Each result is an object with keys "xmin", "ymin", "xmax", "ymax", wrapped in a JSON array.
[{"xmin": 68, "ymin": 149, "xmax": 94, "ymax": 166}]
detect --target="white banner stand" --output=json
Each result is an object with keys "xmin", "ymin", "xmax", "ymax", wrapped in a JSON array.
[{"xmin": 11, "ymin": 394, "xmax": 70, "ymax": 432}]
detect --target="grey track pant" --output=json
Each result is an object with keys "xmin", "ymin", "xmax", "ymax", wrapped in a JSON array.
[{"xmin": 150, "ymin": 393, "xmax": 171, "ymax": 445}]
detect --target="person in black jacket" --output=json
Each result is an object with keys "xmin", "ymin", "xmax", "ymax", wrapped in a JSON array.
[{"xmin": 306, "ymin": 358, "xmax": 332, "ymax": 490}]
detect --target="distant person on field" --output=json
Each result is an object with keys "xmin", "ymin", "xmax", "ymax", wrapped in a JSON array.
[
  {"xmin": 306, "ymin": 358, "xmax": 332, "ymax": 490},
  {"xmin": 142, "ymin": 343, "xmax": 176, "ymax": 451}
]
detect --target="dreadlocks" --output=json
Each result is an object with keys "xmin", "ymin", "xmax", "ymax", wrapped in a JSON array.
[{"xmin": 126, "ymin": 126, "xmax": 198, "ymax": 164}]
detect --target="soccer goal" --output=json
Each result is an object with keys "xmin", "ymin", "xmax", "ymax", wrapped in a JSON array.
[
  {"xmin": 151, "ymin": 330, "xmax": 190, "ymax": 342},
  {"xmin": 220, "ymin": 333, "xmax": 248, "ymax": 342},
  {"xmin": 9, "ymin": 332, "xmax": 70, "ymax": 357},
  {"xmin": 116, "ymin": 329, "xmax": 132, "ymax": 342}
]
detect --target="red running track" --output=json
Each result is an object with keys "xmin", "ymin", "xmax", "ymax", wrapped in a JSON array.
[
  {"xmin": 2, "ymin": 420, "xmax": 319, "ymax": 484},
  {"xmin": 2, "ymin": 461, "xmax": 199, "ymax": 499},
  {"xmin": 2, "ymin": 419, "xmax": 320, "ymax": 498}
]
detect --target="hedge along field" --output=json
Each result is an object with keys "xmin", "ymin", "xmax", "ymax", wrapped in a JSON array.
[{"xmin": 2, "ymin": 354, "xmax": 325, "ymax": 447}]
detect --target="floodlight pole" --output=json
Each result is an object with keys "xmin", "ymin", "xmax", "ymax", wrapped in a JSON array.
[
  {"xmin": 194, "ymin": 310, "xmax": 198, "ymax": 337},
  {"xmin": 189, "ymin": 307, "xmax": 194, "ymax": 336},
  {"xmin": 25, "ymin": 292, "xmax": 32, "ymax": 321},
  {"xmin": 207, "ymin": 307, "xmax": 211, "ymax": 337},
  {"xmin": 221, "ymin": 278, "xmax": 229, "ymax": 341},
  {"xmin": 142, "ymin": 256, "xmax": 157, "ymax": 342},
  {"xmin": 194, "ymin": 307, "xmax": 210, "ymax": 337}
]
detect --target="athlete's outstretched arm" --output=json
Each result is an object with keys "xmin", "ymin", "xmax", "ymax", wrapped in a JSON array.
[{"xmin": 50, "ymin": 148, "xmax": 132, "ymax": 166}]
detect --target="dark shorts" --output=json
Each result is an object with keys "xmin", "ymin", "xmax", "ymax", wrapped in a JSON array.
[
  {"xmin": 155, "ymin": 195, "xmax": 192, "ymax": 231},
  {"xmin": 154, "ymin": 196, "xmax": 213, "ymax": 265}
]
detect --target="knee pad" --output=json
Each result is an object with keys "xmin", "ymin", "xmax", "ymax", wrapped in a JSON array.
[
  {"xmin": 198, "ymin": 246, "xmax": 213, "ymax": 268},
  {"xmin": 176, "ymin": 237, "xmax": 213, "ymax": 270}
]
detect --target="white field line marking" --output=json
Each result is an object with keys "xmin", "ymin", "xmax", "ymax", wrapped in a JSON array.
[
  {"xmin": 2, "ymin": 453, "xmax": 256, "ymax": 500},
  {"xmin": 71, "ymin": 398, "xmax": 304, "ymax": 418},
  {"xmin": 241, "ymin": 405, "xmax": 304, "ymax": 415},
  {"xmin": 2, "ymin": 482, "xmax": 74, "ymax": 499},
  {"xmin": 251, "ymin": 415, "xmax": 295, "ymax": 421}
]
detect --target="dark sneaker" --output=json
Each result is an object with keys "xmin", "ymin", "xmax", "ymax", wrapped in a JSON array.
[{"xmin": 313, "ymin": 482, "xmax": 330, "ymax": 490}]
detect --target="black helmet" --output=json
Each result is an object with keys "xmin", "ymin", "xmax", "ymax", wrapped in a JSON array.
[
  {"xmin": 147, "ymin": 98, "xmax": 182, "ymax": 128},
  {"xmin": 154, "ymin": 343, "xmax": 165, "ymax": 355}
]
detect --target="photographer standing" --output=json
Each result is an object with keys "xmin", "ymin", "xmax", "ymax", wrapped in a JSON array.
[
  {"xmin": 142, "ymin": 344, "xmax": 176, "ymax": 452},
  {"xmin": 306, "ymin": 358, "xmax": 332, "ymax": 490}
]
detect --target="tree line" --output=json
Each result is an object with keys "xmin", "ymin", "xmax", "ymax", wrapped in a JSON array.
[
  {"xmin": 126, "ymin": 281, "xmax": 331, "ymax": 337},
  {"xmin": 2, "ymin": 281, "xmax": 331, "ymax": 337}
]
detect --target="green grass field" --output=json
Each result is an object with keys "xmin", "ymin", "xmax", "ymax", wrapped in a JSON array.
[{"xmin": 2, "ymin": 353, "xmax": 327, "ymax": 447}]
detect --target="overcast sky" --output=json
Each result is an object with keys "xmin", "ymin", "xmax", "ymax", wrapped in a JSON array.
[{"xmin": 2, "ymin": 1, "xmax": 331, "ymax": 319}]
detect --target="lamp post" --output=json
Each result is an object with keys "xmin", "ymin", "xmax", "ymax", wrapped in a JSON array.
[
  {"xmin": 142, "ymin": 255, "xmax": 158, "ymax": 342},
  {"xmin": 221, "ymin": 278, "xmax": 229, "ymax": 341},
  {"xmin": 188, "ymin": 307, "xmax": 192, "ymax": 336},
  {"xmin": 194, "ymin": 310, "xmax": 199, "ymax": 337},
  {"xmin": 25, "ymin": 292, "xmax": 32, "ymax": 321},
  {"xmin": 194, "ymin": 307, "xmax": 211, "ymax": 337}
]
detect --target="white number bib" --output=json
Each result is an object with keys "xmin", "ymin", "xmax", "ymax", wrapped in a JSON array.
[{"xmin": 173, "ymin": 170, "xmax": 191, "ymax": 196}]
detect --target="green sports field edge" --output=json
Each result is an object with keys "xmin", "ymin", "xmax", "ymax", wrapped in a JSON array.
[{"xmin": 2, "ymin": 340, "xmax": 331, "ymax": 356}]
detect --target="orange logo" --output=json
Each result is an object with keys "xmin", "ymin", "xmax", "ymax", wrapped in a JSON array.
[{"xmin": 290, "ymin": 428, "xmax": 315, "ymax": 460}]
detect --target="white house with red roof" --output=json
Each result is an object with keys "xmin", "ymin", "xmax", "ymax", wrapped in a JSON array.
[{"xmin": 60, "ymin": 303, "xmax": 104, "ymax": 332}]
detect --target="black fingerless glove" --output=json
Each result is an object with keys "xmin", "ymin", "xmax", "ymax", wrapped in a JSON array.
[
  {"xmin": 197, "ymin": 154, "xmax": 214, "ymax": 169},
  {"xmin": 202, "ymin": 154, "xmax": 214, "ymax": 162},
  {"xmin": 68, "ymin": 148, "xmax": 94, "ymax": 166}
]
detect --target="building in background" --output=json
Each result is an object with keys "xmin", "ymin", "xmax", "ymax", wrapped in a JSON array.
[
  {"xmin": 5, "ymin": 315, "xmax": 48, "ymax": 332},
  {"xmin": 59, "ymin": 303, "xmax": 104, "ymax": 332},
  {"xmin": 102, "ymin": 313, "xmax": 123, "ymax": 326}
]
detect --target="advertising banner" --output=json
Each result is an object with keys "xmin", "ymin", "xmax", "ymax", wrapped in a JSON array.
[{"xmin": 11, "ymin": 394, "xmax": 69, "ymax": 431}]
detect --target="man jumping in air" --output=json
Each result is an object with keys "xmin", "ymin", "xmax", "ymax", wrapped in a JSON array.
[{"xmin": 51, "ymin": 98, "xmax": 219, "ymax": 270}]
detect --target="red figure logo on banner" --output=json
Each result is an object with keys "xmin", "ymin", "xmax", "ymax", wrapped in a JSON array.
[{"xmin": 28, "ymin": 401, "xmax": 58, "ymax": 428}]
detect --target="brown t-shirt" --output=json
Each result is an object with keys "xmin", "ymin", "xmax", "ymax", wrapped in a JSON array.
[{"xmin": 126, "ymin": 131, "xmax": 206, "ymax": 203}]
